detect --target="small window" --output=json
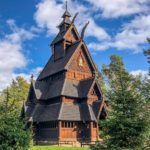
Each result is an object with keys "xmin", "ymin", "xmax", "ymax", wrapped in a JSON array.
[
  {"xmin": 79, "ymin": 56, "xmax": 84, "ymax": 67},
  {"xmin": 91, "ymin": 89, "xmax": 96, "ymax": 96},
  {"xmin": 62, "ymin": 121, "xmax": 74, "ymax": 128}
]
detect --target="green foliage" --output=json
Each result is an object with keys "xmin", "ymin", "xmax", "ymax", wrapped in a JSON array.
[
  {"xmin": 0, "ymin": 112, "xmax": 32, "ymax": 150},
  {"xmin": 0, "ymin": 76, "xmax": 31, "ymax": 150},
  {"xmin": 91, "ymin": 55, "xmax": 150, "ymax": 150},
  {"xmin": 2, "ymin": 76, "xmax": 29, "ymax": 110}
]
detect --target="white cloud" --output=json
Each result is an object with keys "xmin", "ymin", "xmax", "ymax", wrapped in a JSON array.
[
  {"xmin": 34, "ymin": 0, "xmax": 150, "ymax": 53},
  {"xmin": 12, "ymin": 67, "xmax": 43, "ymax": 83},
  {"xmin": 88, "ymin": 42, "xmax": 110, "ymax": 51},
  {"xmin": 130, "ymin": 70, "xmax": 149, "ymax": 76},
  {"xmin": 85, "ymin": 0, "xmax": 149, "ymax": 18},
  {"xmin": 88, "ymin": 14, "xmax": 150, "ymax": 53},
  {"xmin": 0, "ymin": 19, "xmax": 35, "ymax": 90},
  {"xmin": 112, "ymin": 15, "xmax": 150, "ymax": 52},
  {"xmin": 34, "ymin": 0, "xmax": 63, "ymax": 34},
  {"xmin": 86, "ymin": 18, "xmax": 110, "ymax": 41},
  {"xmin": 34, "ymin": 0, "xmax": 110, "ymax": 41}
]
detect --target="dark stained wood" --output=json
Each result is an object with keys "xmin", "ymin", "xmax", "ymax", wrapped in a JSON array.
[{"xmin": 24, "ymin": 6, "xmax": 106, "ymax": 146}]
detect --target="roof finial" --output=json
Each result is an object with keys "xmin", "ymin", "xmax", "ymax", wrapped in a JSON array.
[
  {"xmin": 66, "ymin": 0, "xmax": 68, "ymax": 11},
  {"xmin": 31, "ymin": 74, "xmax": 34, "ymax": 81},
  {"xmin": 72, "ymin": 12, "xmax": 79, "ymax": 23},
  {"xmin": 81, "ymin": 21, "xmax": 90, "ymax": 40}
]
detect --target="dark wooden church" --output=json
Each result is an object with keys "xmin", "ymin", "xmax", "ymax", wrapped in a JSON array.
[{"xmin": 22, "ymin": 4, "xmax": 107, "ymax": 146}]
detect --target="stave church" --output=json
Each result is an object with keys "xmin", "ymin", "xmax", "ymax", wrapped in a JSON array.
[{"xmin": 22, "ymin": 3, "xmax": 107, "ymax": 146}]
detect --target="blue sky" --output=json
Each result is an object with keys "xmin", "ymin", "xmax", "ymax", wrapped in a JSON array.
[{"xmin": 0, "ymin": 0, "xmax": 150, "ymax": 89}]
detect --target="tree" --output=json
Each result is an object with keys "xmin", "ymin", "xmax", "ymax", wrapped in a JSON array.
[
  {"xmin": 137, "ymin": 76, "xmax": 150, "ymax": 148},
  {"xmin": 91, "ymin": 55, "xmax": 150, "ymax": 150},
  {"xmin": 144, "ymin": 38, "xmax": 150, "ymax": 74},
  {"xmin": 7, "ymin": 76, "xmax": 29, "ymax": 110},
  {"xmin": 0, "ymin": 76, "xmax": 31, "ymax": 150}
]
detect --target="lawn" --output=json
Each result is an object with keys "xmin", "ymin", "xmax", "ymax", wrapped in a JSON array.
[{"xmin": 30, "ymin": 146, "xmax": 90, "ymax": 150}]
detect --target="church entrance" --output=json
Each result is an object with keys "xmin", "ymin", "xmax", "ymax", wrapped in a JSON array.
[{"xmin": 76, "ymin": 122, "xmax": 90, "ymax": 141}]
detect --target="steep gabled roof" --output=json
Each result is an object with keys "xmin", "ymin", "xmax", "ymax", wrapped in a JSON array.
[
  {"xmin": 58, "ymin": 17, "xmax": 72, "ymax": 27},
  {"xmin": 87, "ymin": 78, "xmax": 103, "ymax": 98},
  {"xmin": 38, "ymin": 40, "xmax": 97, "ymax": 80},
  {"xmin": 92, "ymin": 101, "xmax": 103, "ymax": 119},
  {"xmin": 31, "ymin": 103, "xmax": 61, "ymax": 122},
  {"xmin": 38, "ymin": 41, "xmax": 80, "ymax": 80},
  {"xmin": 26, "ymin": 80, "xmax": 37, "ymax": 105},
  {"xmin": 93, "ymin": 101, "xmax": 107, "ymax": 120},
  {"xmin": 78, "ymin": 78, "xmax": 95, "ymax": 97},
  {"xmin": 28, "ymin": 80, "xmax": 49, "ymax": 100},
  {"xmin": 51, "ymin": 24, "xmax": 80, "ymax": 45},
  {"xmin": 51, "ymin": 31, "xmax": 66, "ymax": 46},
  {"xmin": 65, "ymin": 41, "xmax": 97, "ymax": 73},
  {"xmin": 51, "ymin": 24, "xmax": 77, "ymax": 46}
]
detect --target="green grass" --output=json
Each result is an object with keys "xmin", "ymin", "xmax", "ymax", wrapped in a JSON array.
[{"xmin": 30, "ymin": 146, "xmax": 90, "ymax": 150}]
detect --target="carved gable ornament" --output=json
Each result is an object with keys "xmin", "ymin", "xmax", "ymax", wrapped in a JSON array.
[{"xmin": 78, "ymin": 54, "xmax": 84, "ymax": 67}]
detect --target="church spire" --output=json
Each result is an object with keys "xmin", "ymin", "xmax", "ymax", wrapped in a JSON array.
[
  {"xmin": 58, "ymin": 1, "xmax": 72, "ymax": 31},
  {"xmin": 62, "ymin": 0, "xmax": 71, "ymax": 18}
]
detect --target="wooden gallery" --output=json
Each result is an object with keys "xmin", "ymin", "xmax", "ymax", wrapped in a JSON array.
[{"xmin": 22, "ymin": 5, "xmax": 107, "ymax": 146}]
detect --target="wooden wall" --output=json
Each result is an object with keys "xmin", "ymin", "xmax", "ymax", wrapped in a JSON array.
[
  {"xmin": 34, "ymin": 121, "xmax": 98, "ymax": 142},
  {"xmin": 65, "ymin": 27, "xmax": 78, "ymax": 43},
  {"xmin": 66, "ymin": 70, "xmax": 92, "ymax": 80},
  {"xmin": 35, "ymin": 128, "xmax": 58, "ymax": 141},
  {"xmin": 68, "ymin": 48, "xmax": 93, "ymax": 75}
]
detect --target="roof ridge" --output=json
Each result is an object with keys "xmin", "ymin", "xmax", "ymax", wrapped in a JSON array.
[
  {"xmin": 95, "ymin": 79, "xmax": 104, "ymax": 100},
  {"xmin": 37, "ymin": 56, "xmax": 52, "ymax": 80},
  {"xmin": 58, "ymin": 102, "xmax": 64, "ymax": 120},
  {"xmin": 61, "ymin": 79, "xmax": 66, "ymax": 95},
  {"xmin": 82, "ymin": 41, "xmax": 97, "ymax": 71},
  {"xmin": 83, "ymin": 77, "xmax": 95, "ymax": 97},
  {"xmin": 65, "ymin": 41, "xmax": 82, "ymax": 69},
  {"xmin": 88, "ymin": 104, "xmax": 97, "ymax": 122},
  {"xmin": 87, "ymin": 104, "xmax": 92, "ymax": 121}
]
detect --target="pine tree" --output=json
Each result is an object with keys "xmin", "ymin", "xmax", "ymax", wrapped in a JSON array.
[
  {"xmin": 92, "ymin": 55, "xmax": 150, "ymax": 150},
  {"xmin": 144, "ymin": 38, "xmax": 150, "ymax": 74},
  {"xmin": 0, "ymin": 76, "xmax": 31, "ymax": 150}
]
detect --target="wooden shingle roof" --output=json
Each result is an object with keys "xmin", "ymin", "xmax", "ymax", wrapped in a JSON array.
[
  {"xmin": 25, "ymin": 102, "xmax": 98, "ymax": 122},
  {"xmin": 38, "ymin": 40, "xmax": 97, "ymax": 81},
  {"xmin": 38, "ymin": 41, "xmax": 80, "ymax": 80},
  {"xmin": 32, "ymin": 103, "xmax": 61, "ymax": 122},
  {"xmin": 30, "ymin": 77, "xmax": 100, "ymax": 100}
]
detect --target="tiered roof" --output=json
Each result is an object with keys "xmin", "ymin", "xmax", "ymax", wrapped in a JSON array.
[
  {"xmin": 23, "ymin": 7, "xmax": 106, "ymax": 123},
  {"xmin": 25, "ymin": 102, "xmax": 104, "ymax": 122}
]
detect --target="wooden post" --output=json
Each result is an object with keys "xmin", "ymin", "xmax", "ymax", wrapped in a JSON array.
[
  {"xmin": 90, "ymin": 121, "xmax": 93, "ymax": 142},
  {"xmin": 96, "ymin": 123, "xmax": 99, "ymax": 141},
  {"xmin": 58, "ymin": 121, "xmax": 62, "ymax": 146}
]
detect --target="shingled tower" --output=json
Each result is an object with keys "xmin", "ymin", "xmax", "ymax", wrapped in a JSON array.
[{"xmin": 23, "ymin": 3, "xmax": 107, "ymax": 146}]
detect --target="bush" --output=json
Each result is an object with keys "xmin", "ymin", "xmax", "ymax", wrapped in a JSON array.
[{"xmin": 0, "ymin": 112, "xmax": 32, "ymax": 150}]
